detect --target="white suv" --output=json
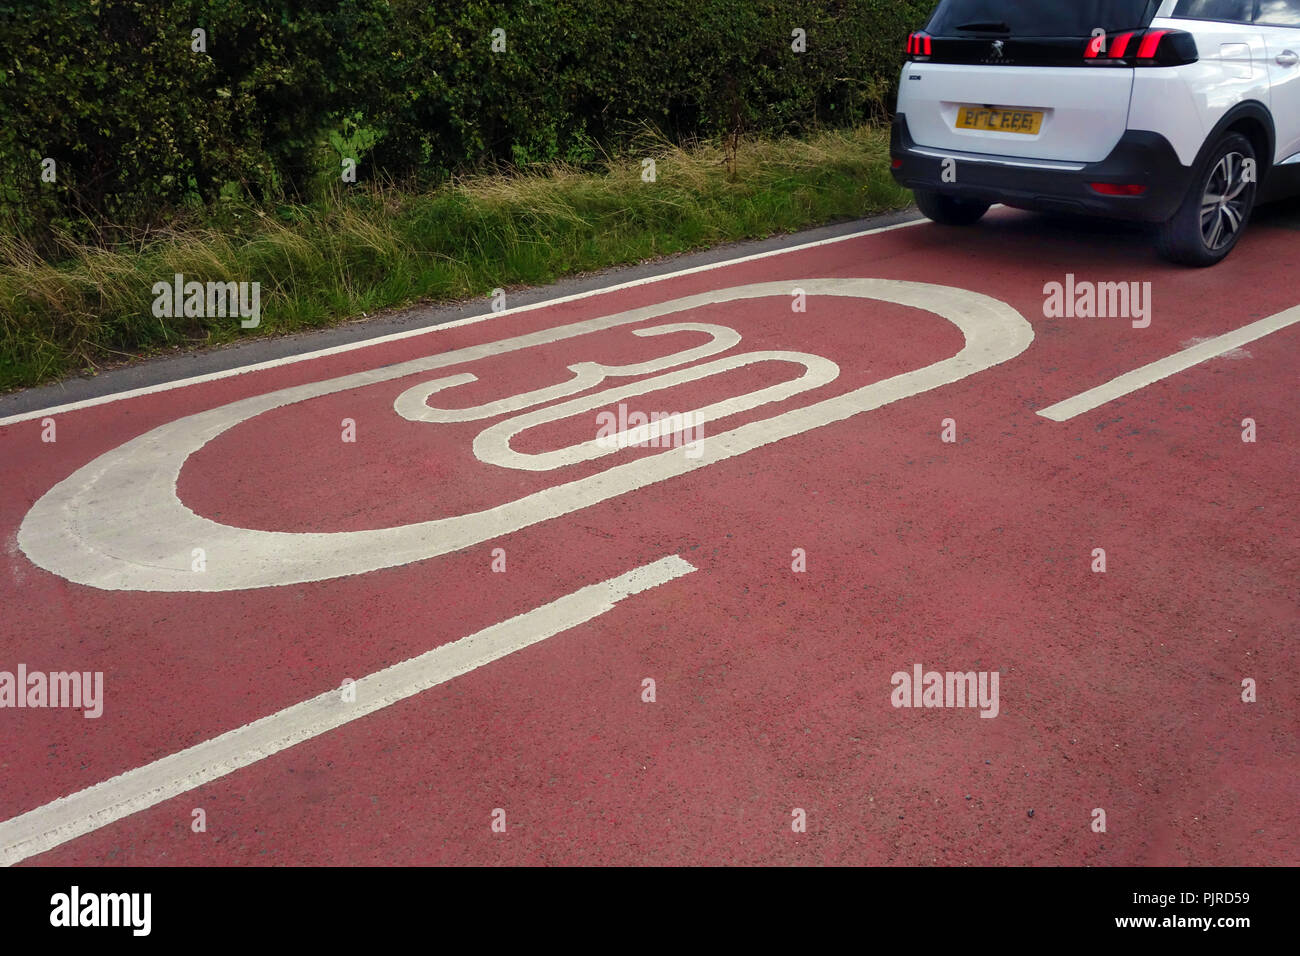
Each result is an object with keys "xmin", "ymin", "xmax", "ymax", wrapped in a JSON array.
[{"xmin": 890, "ymin": 0, "xmax": 1300, "ymax": 265}]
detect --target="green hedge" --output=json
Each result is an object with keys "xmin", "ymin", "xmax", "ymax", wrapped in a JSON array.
[{"xmin": 0, "ymin": 0, "xmax": 935, "ymax": 242}]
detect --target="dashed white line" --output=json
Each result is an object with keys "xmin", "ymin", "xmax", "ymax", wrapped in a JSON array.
[
  {"xmin": 1037, "ymin": 304, "xmax": 1300, "ymax": 422},
  {"xmin": 0, "ymin": 554, "xmax": 696, "ymax": 866}
]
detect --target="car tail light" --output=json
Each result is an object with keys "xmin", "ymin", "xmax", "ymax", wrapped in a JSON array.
[
  {"xmin": 1089, "ymin": 183, "xmax": 1149, "ymax": 196},
  {"xmin": 1084, "ymin": 28, "xmax": 1197, "ymax": 65},
  {"xmin": 1108, "ymin": 32, "xmax": 1135, "ymax": 58},
  {"xmin": 1136, "ymin": 30, "xmax": 1166, "ymax": 58},
  {"xmin": 907, "ymin": 32, "xmax": 932, "ymax": 57}
]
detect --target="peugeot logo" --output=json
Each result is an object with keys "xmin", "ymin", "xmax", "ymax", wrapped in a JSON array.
[{"xmin": 990, "ymin": 40, "xmax": 1005, "ymax": 58}]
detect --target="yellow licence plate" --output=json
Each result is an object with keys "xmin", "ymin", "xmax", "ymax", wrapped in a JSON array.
[{"xmin": 955, "ymin": 106, "xmax": 1044, "ymax": 135}]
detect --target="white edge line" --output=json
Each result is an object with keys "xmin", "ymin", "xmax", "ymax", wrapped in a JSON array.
[
  {"xmin": 1037, "ymin": 304, "xmax": 1300, "ymax": 422},
  {"xmin": 0, "ymin": 554, "xmax": 697, "ymax": 866},
  {"xmin": 0, "ymin": 218, "xmax": 925, "ymax": 428}
]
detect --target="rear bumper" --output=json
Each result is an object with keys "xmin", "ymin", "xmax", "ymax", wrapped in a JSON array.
[{"xmin": 889, "ymin": 114, "xmax": 1192, "ymax": 223}]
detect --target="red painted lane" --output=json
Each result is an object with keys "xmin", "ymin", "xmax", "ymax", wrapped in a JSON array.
[{"xmin": 1, "ymin": 209, "xmax": 1296, "ymax": 864}]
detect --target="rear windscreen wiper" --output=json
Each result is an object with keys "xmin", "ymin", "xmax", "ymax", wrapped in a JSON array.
[{"xmin": 954, "ymin": 20, "xmax": 1011, "ymax": 33}]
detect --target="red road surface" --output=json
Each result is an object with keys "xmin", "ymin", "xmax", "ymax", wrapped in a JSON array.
[{"xmin": 1, "ymin": 209, "xmax": 1297, "ymax": 865}]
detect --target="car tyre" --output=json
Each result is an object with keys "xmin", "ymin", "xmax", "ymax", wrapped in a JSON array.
[
  {"xmin": 1156, "ymin": 132, "xmax": 1257, "ymax": 267},
  {"xmin": 914, "ymin": 188, "xmax": 991, "ymax": 226}
]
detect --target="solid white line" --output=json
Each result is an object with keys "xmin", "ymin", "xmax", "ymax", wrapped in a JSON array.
[
  {"xmin": 1037, "ymin": 304, "xmax": 1300, "ymax": 422},
  {"xmin": 0, "ymin": 218, "xmax": 925, "ymax": 428},
  {"xmin": 0, "ymin": 554, "xmax": 696, "ymax": 866}
]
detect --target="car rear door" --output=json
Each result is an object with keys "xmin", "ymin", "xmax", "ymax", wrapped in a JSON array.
[{"xmin": 1256, "ymin": 0, "xmax": 1300, "ymax": 165}]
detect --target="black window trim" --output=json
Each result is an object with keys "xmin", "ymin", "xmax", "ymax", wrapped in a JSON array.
[{"xmin": 1167, "ymin": 14, "xmax": 1255, "ymax": 22}]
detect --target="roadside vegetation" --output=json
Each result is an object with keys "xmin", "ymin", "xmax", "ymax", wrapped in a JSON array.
[{"xmin": 0, "ymin": 126, "xmax": 910, "ymax": 390}]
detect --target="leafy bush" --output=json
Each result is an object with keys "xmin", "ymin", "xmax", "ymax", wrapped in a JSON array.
[{"xmin": 0, "ymin": 0, "xmax": 935, "ymax": 244}]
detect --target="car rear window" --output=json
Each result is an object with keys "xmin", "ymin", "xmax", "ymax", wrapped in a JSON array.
[
  {"xmin": 929, "ymin": 0, "xmax": 1158, "ymax": 37},
  {"xmin": 1171, "ymin": 0, "xmax": 1255, "ymax": 22},
  {"xmin": 1255, "ymin": 0, "xmax": 1300, "ymax": 25}
]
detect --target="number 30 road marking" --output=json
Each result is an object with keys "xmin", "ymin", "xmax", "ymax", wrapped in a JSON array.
[{"xmin": 18, "ymin": 279, "xmax": 1033, "ymax": 591}]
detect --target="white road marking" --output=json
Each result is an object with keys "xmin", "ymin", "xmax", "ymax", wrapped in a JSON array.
[
  {"xmin": 472, "ymin": 347, "xmax": 840, "ymax": 472},
  {"xmin": 0, "ymin": 219, "xmax": 926, "ymax": 428},
  {"xmin": 18, "ymin": 279, "xmax": 1033, "ymax": 591},
  {"xmin": 1038, "ymin": 304, "xmax": 1300, "ymax": 422},
  {"xmin": 0, "ymin": 554, "xmax": 696, "ymax": 867},
  {"xmin": 1179, "ymin": 337, "xmax": 1251, "ymax": 360},
  {"xmin": 394, "ymin": 322, "xmax": 742, "ymax": 424}
]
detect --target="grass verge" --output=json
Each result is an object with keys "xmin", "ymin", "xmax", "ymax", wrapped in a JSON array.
[{"xmin": 0, "ymin": 125, "xmax": 911, "ymax": 391}]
